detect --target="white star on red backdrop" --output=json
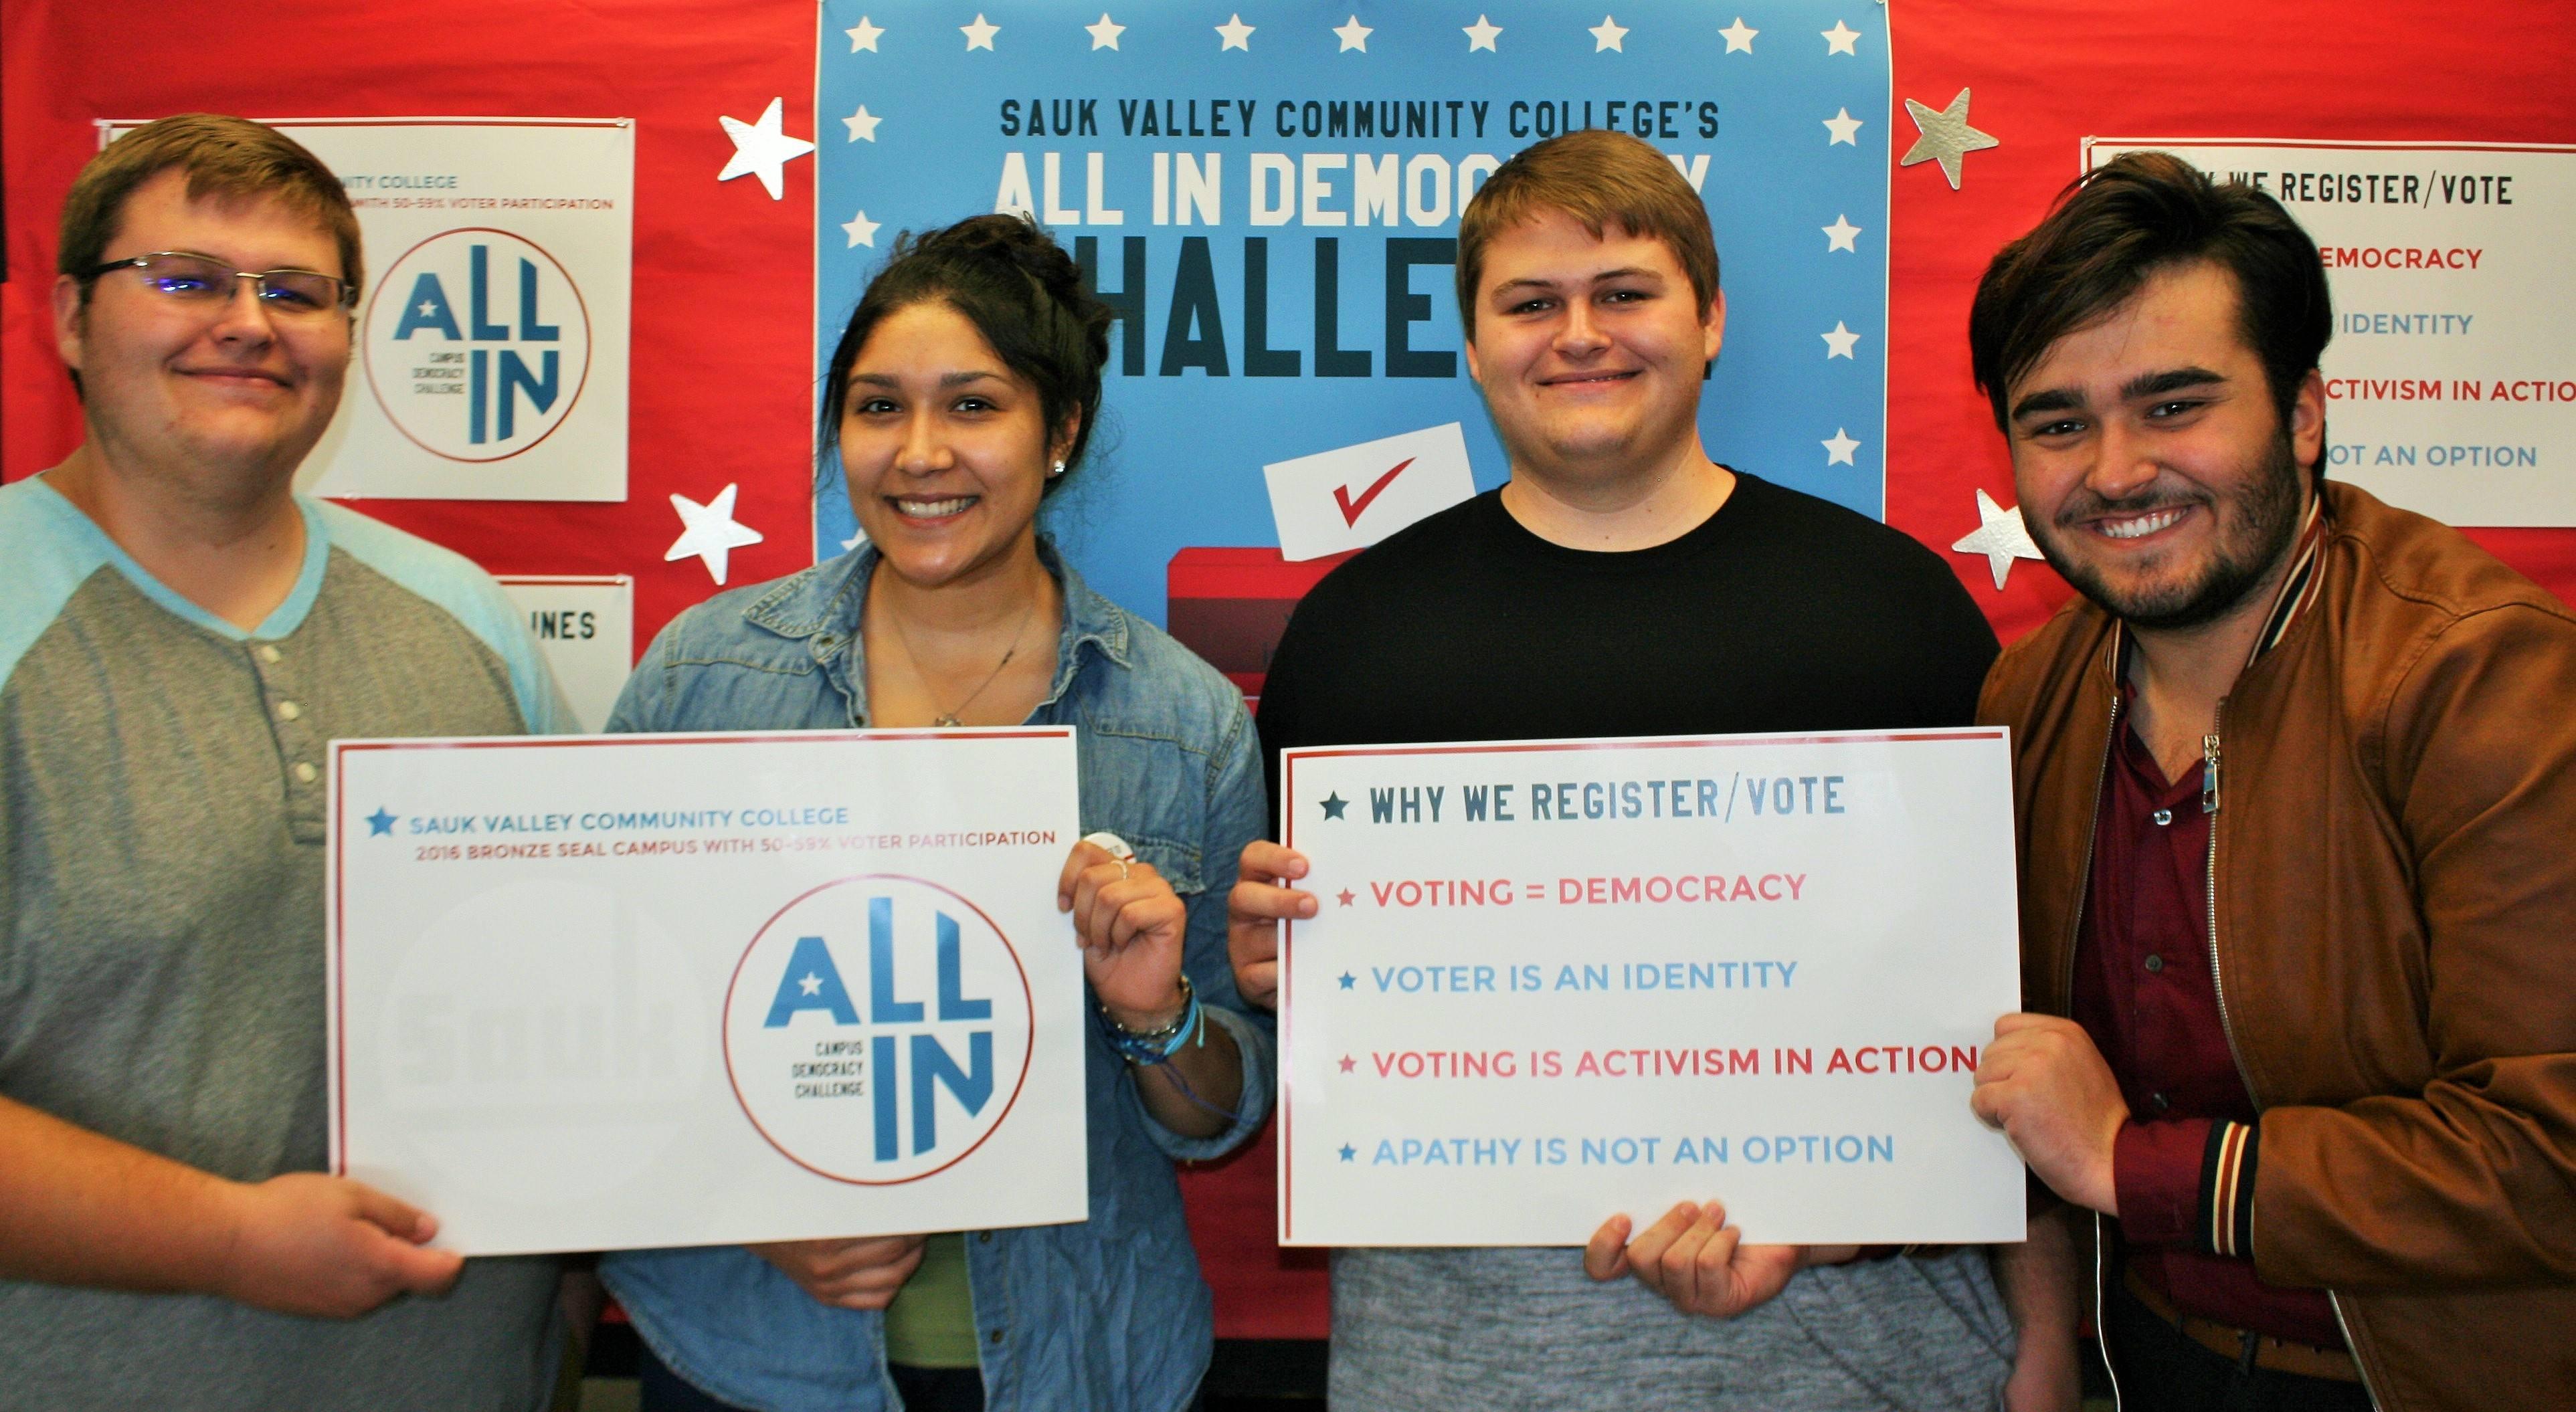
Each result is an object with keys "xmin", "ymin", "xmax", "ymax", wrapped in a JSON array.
[
  {"xmin": 665, "ymin": 484, "xmax": 765, "ymax": 585},
  {"xmin": 716, "ymin": 98, "xmax": 813, "ymax": 200}
]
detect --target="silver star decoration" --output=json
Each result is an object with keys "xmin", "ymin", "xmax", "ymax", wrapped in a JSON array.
[
  {"xmin": 664, "ymin": 483, "xmax": 765, "ymax": 585},
  {"xmin": 959, "ymin": 13, "xmax": 999, "ymax": 49},
  {"xmin": 840, "ymin": 210, "xmax": 881, "ymax": 248},
  {"xmin": 716, "ymin": 98, "xmax": 814, "ymax": 201},
  {"xmin": 1086, "ymin": 12, "xmax": 1124, "ymax": 49},
  {"xmin": 1463, "ymin": 14, "xmax": 1502, "ymax": 50},
  {"xmin": 1822, "ymin": 20, "xmax": 1859, "ymax": 55},
  {"xmin": 844, "ymin": 16, "xmax": 883, "ymax": 52},
  {"xmin": 1821, "ymin": 321, "xmax": 1859, "ymax": 359},
  {"xmin": 841, "ymin": 105, "xmax": 881, "ymax": 142},
  {"xmin": 1334, "ymin": 15, "xmax": 1372, "ymax": 51},
  {"xmin": 1720, "ymin": 17, "xmax": 1756, "ymax": 52},
  {"xmin": 1902, "ymin": 87, "xmax": 2000, "ymax": 190},
  {"xmin": 1822, "ymin": 108, "xmax": 1863, "ymax": 145},
  {"xmin": 1821, "ymin": 428, "xmax": 1861, "ymax": 466},
  {"xmin": 1823, "ymin": 213, "xmax": 1861, "ymax": 251},
  {"xmin": 1216, "ymin": 13, "xmax": 1255, "ymax": 49},
  {"xmin": 1589, "ymin": 15, "xmax": 1629, "ymax": 51},
  {"xmin": 1952, "ymin": 488, "xmax": 2046, "ymax": 590}
]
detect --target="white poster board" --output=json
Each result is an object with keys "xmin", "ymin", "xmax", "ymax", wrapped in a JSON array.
[
  {"xmin": 2090, "ymin": 138, "xmax": 2576, "ymax": 526},
  {"xmin": 102, "ymin": 117, "xmax": 634, "ymax": 502},
  {"xmin": 327, "ymin": 729, "xmax": 1086, "ymax": 1255},
  {"xmin": 1277, "ymin": 729, "xmax": 2025, "ymax": 1247},
  {"xmin": 495, "ymin": 574, "xmax": 633, "ymax": 732}
]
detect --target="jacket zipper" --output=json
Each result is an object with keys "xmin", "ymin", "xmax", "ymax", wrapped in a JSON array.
[
  {"xmin": 2072, "ymin": 649, "xmax": 2124, "ymax": 1412},
  {"xmin": 2201, "ymin": 704, "xmax": 2388, "ymax": 1409}
]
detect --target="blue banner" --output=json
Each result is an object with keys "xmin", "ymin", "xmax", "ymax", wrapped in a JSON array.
[{"xmin": 817, "ymin": 0, "xmax": 1891, "ymax": 625}]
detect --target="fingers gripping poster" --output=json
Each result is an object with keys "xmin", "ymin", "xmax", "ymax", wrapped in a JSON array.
[{"xmin": 814, "ymin": 1, "xmax": 1894, "ymax": 623}]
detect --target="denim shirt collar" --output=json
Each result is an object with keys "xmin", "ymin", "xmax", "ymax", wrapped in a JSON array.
[{"xmin": 733, "ymin": 538, "xmax": 1131, "ymax": 725}]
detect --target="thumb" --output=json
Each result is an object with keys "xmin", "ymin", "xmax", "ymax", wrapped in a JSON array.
[
  {"xmin": 1582, "ymin": 1215, "xmax": 1633, "ymax": 1282},
  {"xmin": 345, "ymin": 1181, "xmax": 438, "ymax": 1245},
  {"xmin": 373, "ymin": 1231, "xmax": 466, "ymax": 1297}
]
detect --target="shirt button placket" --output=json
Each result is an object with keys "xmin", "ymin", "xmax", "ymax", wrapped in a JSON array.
[{"xmin": 252, "ymin": 638, "xmax": 326, "ymax": 841}]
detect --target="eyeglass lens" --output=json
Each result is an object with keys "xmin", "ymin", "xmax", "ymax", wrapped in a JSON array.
[{"xmin": 127, "ymin": 254, "xmax": 345, "ymax": 314}]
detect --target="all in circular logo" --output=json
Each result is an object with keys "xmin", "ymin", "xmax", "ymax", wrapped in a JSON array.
[
  {"xmin": 722, "ymin": 875, "xmax": 1036, "ymax": 1185},
  {"xmin": 363, "ymin": 227, "xmax": 591, "ymax": 462}
]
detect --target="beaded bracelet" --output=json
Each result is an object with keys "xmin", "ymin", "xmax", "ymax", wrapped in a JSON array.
[{"xmin": 1097, "ymin": 971, "xmax": 1203, "ymax": 1066}]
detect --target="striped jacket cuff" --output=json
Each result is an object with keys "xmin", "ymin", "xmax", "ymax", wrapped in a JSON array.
[{"xmin": 2197, "ymin": 1119, "xmax": 2260, "ymax": 1259}]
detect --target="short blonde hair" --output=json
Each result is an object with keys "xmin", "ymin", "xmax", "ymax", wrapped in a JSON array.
[{"xmin": 1455, "ymin": 128, "xmax": 1718, "ymax": 338}]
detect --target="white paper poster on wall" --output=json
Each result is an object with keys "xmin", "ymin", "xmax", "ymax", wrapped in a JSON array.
[
  {"xmin": 101, "ymin": 117, "xmax": 634, "ymax": 502},
  {"xmin": 496, "ymin": 575, "xmax": 634, "ymax": 732},
  {"xmin": 2088, "ymin": 139, "xmax": 2576, "ymax": 526}
]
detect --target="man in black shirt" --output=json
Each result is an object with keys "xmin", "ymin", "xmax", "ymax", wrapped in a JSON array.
[{"xmin": 1226, "ymin": 130, "xmax": 2049, "ymax": 1411}]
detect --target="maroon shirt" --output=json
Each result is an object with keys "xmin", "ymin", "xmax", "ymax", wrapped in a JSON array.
[{"xmin": 2071, "ymin": 709, "xmax": 2344, "ymax": 1348}]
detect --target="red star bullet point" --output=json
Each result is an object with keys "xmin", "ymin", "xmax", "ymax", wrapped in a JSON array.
[
  {"xmin": 1338, "ymin": 1055, "xmax": 1356, "ymax": 1073},
  {"xmin": 1338, "ymin": 888, "xmax": 1356, "ymax": 906}
]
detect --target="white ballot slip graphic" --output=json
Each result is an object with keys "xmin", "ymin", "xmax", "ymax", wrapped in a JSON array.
[
  {"xmin": 1277, "ymin": 730, "xmax": 2026, "ymax": 1247},
  {"xmin": 328, "ymin": 730, "xmax": 1086, "ymax": 1255}
]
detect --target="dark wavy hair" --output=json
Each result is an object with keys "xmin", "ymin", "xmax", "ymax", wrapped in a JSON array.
[
  {"xmin": 1970, "ymin": 152, "xmax": 2332, "ymax": 476},
  {"xmin": 820, "ymin": 214, "xmax": 1114, "ymax": 496}
]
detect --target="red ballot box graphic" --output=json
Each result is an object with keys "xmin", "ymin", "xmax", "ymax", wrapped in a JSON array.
[
  {"xmin": 1165, "ymin": 548, "xmax": 1356, "ymax": 704},
  {"xmin": 1164, "ymin": 546, "xmax": 1343, "ymax": 1338}
]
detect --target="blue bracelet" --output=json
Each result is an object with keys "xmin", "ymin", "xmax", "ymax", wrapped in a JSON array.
[{"xmin": 1097, "ymin": 973, "xmax": 1203, "ymax": 1066}]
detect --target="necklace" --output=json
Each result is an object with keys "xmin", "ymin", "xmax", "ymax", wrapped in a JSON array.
[{"xmin": 887, "ymin": 591, "xmax": 1040, "ymax": 726}]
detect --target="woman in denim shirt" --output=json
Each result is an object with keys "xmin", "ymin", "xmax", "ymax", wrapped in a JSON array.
[{"xmin": 600, "ymin": 216, "xmax": 1273, "ymax": 1412}]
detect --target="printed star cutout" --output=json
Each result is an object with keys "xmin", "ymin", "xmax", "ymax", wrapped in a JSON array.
[
  {"xmin": 1085, "ymin": 12, "xmax": 1124, "ymax": 49},
  {"xmin": 1823, "ymin": 108, "xmax": 1863, "ymax": 145},
  {"xmin": 1823, "ymin": 213, "xmax": 1862, "ymax": 252},
  {"xmin": 1952, "ymin": 488, "xmax": 2047, "ymax": 590},
  {"xmin": 1589, "ymin": 15, "xmax": 1628, "ymax": 51},
  {"xmin": 367, "ymin": 807, "xmax": 397, "ymax": 837},
  {"xmin": 1338, "ymin": 972, "xmax": 1356, "ymax": 990},
  {"xmin": 1319, "ymin": 791, "xmax": 1348, "ymax": 820},
  {"xmin": 1823, "ymin": 20, "xmax": 1860, "ymax": 54},
  {"xmin": 664, "ymin": 482, "xmax": 765, "ymax": 585},
  {"xmin": 799, "ymin": 973, "xmax": 824, "ymax": 996},
  {"xmin": 1821, "ymin": 320, "xmax": 1860, "ymax": 359},
  {"xmin": 1902, "ymin": 87, "xmax": 2001, "ymax": 190},
  {"xmin": 716, "ymin": 98, "xmax": 815, "ymax": 201},
  {"xmin": 840, "ymin": 209, "xmax": 881, "ymax": 248},
  {"xmin": 1340, "ymin": 1143, "xmax": 1358, "ymax": 1161},
  {"xmin": 1215, "ymin": 13, "xmax": 1255, "ymax": 49},
  {"xmin": 844, "ymin": 16, "xmax": 883, "ymax": 52},
  {"xmin": 1338, "ymin": 888, "xmax": 1356, "ymax": 906},
  {"xmin": 1333, "ymin": 15, "xmax": 1372, "ymax": 51},
  {"xmin": 1822, "ymin": 428, "xmax": 1861, "ymax": 466},
  {"xmin": 1463, "ymin": 14, "xmax": 1502, "ymax": 50},
  {"xmin": 841, "ymin": 105, "xmax": 881, "ymax": 142},
  {"xmin": 959, "ymin": 13, "xmax": 998, "ymax": 49},
  {"xmin": 1720, "ymin": 17, "xmax": 1756, "ymax": 52},
  {"xmin": 1339, "ymin": 1055, "xmax": 1356, "ymax": 1073},
  {"xmin": 416, "ymin": 300, "xmax": 438, "ymax": 316}
]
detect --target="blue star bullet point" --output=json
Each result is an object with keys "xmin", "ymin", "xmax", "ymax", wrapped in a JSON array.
[
  {"xmin": 1338, "ymin": 1143, "xmax": 1357, "ymax": 1162},
  {"xmin": 367, "ymin": 807, "xmax": 397, "ymax": 837},
  {"xmin": 1338, "ymin": 971, "xmax": 1356, "ymax": 990},
  {"xmin": 1319, "ymin": 791, "xmax": 1348, "ymax": 820}
]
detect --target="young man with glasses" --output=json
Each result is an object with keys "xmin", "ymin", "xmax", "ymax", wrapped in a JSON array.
[{"xmin": 0, "ymin": 114, "xmax": 573, "ymax": 1407}]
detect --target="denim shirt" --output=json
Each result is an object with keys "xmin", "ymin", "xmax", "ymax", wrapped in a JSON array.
[{"xmin": 597, "ymin": 542, "xmax": 1273, "ymax": 1412}]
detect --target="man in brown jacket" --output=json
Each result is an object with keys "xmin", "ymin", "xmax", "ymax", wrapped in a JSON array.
[{"xmin": 1963, "ymin": 152, "xmax": 2576, "ymax": 1412}]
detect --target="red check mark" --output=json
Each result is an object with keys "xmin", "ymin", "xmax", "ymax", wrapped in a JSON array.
[{"xmin": 1333, "ymin": 458, "xmax": 1414, "ymax": 526}]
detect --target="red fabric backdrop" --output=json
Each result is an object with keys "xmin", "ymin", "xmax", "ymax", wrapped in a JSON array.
[{"xmin": 7, "ymin": 0, "xmax": 2572, "ymax": 1342}]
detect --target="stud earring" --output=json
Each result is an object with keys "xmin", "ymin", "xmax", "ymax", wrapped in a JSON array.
[{"xmin": 1048, "ymin": 460, "xmax": 1067, "ymax": 478}]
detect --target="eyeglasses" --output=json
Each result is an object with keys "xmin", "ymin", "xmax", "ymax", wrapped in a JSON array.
[{"xmin": 82, "ymin": 251, "xmax": 356, "ymax": 316}]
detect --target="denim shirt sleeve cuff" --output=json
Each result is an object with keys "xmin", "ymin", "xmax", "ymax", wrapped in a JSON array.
[{"xmin": 1138, "ymin": 1001, "xmax": 1274, "ymax": 1161}]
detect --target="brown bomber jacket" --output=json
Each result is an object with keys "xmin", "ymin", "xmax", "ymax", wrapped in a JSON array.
[{"xmin": 1977, "ymin": 482, "xmax": 2576, "ymax": 1411}]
